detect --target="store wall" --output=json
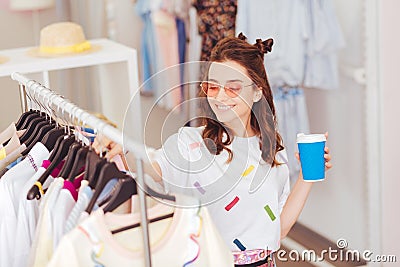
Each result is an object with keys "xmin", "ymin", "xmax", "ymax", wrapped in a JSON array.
[
  {"xmin": 0, "ymin": 6, "xmax": 58, "ymax": 130},
  {"xmin": 380, "ymin": 0, "xmax": 400, "ymax": 261}
]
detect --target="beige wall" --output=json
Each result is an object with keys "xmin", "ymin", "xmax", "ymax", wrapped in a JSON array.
[
  {"xmin": 0, "ymin": 7, "xmax": 59, "ymax": 129},
  {"xmin": 380, "ymin": 0, "xmax": 400, "ymax": 262}
]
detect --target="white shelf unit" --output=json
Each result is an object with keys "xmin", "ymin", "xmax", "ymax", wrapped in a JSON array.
[{"xmin": 0, "ymin": 38, "xmax": 142, "ymax": 141}]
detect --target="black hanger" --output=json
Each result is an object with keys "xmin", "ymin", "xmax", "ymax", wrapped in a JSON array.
[
  {"xmin": 19, "ymin": 115, "xmax": 47, "ymax": 144},
  {"xmin": 85, "ymin": 161, "xmax": 130, "ymax": 213},
  {"xmin": 57, "ymin": 142, "xmax": 82, "ymax": 178},
  {"xmin": 15, "ymin": 110, "xmax": 36, "ymax": 130},
  {"xmin": 111, "ymin": 213, "xmax": 174, "ymax": 235},
  {"xmin": 19, "ymin": 111, "xmax": 43, "ymax": 130},
  {"xmin": 66, "ymin": 146, "xmax": 90, "ymax": 182},
  {"xmin": 102, "ymin": 177, "xmax": 137, "ymax": 212},
  {"xmin": 41, "ymin": 128, "xmax": 65, "ymax": 152},
  {"xmin": 26, "ymin": 134, "xmax": 76, "ymax": 200},
  {"xmin": 49, "ymin": 134, "xmax": 75, "ymax": 162},
  {"xmin": 84, "ymin": 150, "xmax": 106, "ymax": 188},
  {"xmin": 21, "ymin": 122, "xmax": 56, "ymax": 156}
]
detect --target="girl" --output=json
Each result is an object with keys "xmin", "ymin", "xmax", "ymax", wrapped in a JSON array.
[{"xmin": 94, "ymin": 33, "xmax": 332, "ymax": 267}]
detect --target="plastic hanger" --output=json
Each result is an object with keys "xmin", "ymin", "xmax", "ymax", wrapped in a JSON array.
[
  {"xmin": 21, "ymin": 122, "xmax": 56, "ymax": 156},
  {"xmin": 85, "ymin": 161, "xmax": 130, "ymax": 213},
  {"xmin": 111, "ymin": 213, "xmax": 174, "ymax": 235},
  {"xmin": 102, "ymin": 177, "xmax": 137, "ymax": 212},
  {"xmin": 66, "ymin": 146, "xmax": 90, "ymax": 182},
  {"xmin": 109, "ymin": 183, "xmax": 176, "ymax": 234},
  {"xmin": 19, "ymin": 115, "xmax": 47, "ymax": 144},
  {"xmin": 57, "ymin": 142, "xmax": 82, "ymax": 178},
  {"xmin": 15, "ymin": 110, "xmax": 36, "ymax": 130},
  {"xmin": 26, "ymin": 134, "xmax": 76, "ymax": 200},
  {"xmin": 41, "ymin": 128, "xmax": 65, "ymax": 152},
  {"xmin": 19, "ymin": 110, "xmax": 42, "ymax": 130},
  {"xmin": 84, "ymin": 150, "xmax": 106, "ymax": 188}
]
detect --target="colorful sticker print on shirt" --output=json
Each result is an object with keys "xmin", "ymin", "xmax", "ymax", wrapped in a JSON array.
[
  {"xmin": 242, "ymin": 165, "xmax": 255, "ymax": 177},
  {"xmin": 193, "ymin": 181, "xmax": 206, "ymax": 194},
  {"xmin": 189, "ymin": 142, "xmax": 201, "ymax": 150},
  {"xmin": 233, "ymin": 238, "xmax": 246, "ymax": 251},
  {"xmin": 264, "ymin": 205, "xmax": 276, "ymax": 221},
  {"xmin": 225, "ymin": 196, "xmax": 239, "ymax": 211}
]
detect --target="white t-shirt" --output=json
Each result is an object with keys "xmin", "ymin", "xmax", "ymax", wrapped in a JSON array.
[
  {"xmin": 13, "ymin": 165, "xmax": 55, "ymax": 267},
  {"xmin": 153, "ymin": 127, "xmax": 290, "ymax": 252},
  {"xmin": 29, "ymin": 177, "xmax": 64, "ymax": 267},
  {"xmin": 0, "ymin": 142, "xmax": 49, "ymax": 267}
]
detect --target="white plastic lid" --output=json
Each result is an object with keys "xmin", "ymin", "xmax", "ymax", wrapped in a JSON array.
[{"xmin": 296, "ymin": 133, "xmax": 326, "ymax": 143}]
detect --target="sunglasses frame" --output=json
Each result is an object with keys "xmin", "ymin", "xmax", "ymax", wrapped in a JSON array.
[{"xmin": 200, "ymin": 81, "xmax": 255, "ymax": 98}]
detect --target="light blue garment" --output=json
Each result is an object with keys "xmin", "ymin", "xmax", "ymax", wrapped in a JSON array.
[
  {"xmin": 135, "ymin": 0, "xmax": 161, "ymax": 93},
  {"xmin": 273, "ymin": 87, "xmax": 309, "ymax": 183},
  {"xmin": 6, "ymin": 156, "xmax": 23, "ymax": 170},
  {"xmin": 303, "ymin": 0, "xmax": 345, "ymax": 90},
  {"xmin": 236, "ymin": 0, "xmax": 344, "ymax": 90},
  {"xmin": 236, "ymin": 0, "xmax": 308, "ymax": 88}
]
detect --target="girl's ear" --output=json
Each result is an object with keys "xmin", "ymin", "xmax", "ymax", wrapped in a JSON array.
[{"xmin": 253, "ymin": 89, "xmax": 263, "ymax": 102}]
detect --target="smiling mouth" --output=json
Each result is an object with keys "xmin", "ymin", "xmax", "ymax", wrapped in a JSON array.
[{"xmin": 215, "ymin": 104, "xmax": 236, "ymax": 111}]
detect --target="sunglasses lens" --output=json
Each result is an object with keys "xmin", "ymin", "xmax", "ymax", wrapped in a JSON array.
[
  {"xmin": 225, "ymin": 82, "xmax": 242, "ymax": 97},
  {"xmin": 201, "ymin": 82, "xmax": 219, "ymax": 97}
]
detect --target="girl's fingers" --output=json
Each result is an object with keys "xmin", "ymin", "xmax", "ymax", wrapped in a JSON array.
[
  {"xmin": 325, "ymin": 162, "xmax": 332, "ymax": 169},
  {"xmin": 324, "ymin": 146, "xmax": 330, "ymax": 154},
  {"xmin": 324, "ymin": 154, "xmax": 331, "ymax": 161}
]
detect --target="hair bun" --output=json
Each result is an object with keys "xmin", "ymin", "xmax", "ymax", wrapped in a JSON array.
[
  {"xmin": 254, "ymin": 38, "xmax": 274, "ymax": 54},
  {"xmin": 237, "ymin": 32, "xmax": 247, "ymax": 41}
]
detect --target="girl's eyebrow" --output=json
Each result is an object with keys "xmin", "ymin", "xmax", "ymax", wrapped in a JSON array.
[{"xmin": 208, "ymin": 78, "xmax": 244, "ymax": 83}]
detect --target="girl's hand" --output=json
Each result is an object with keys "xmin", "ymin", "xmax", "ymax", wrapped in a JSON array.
[
  {"xmin": 295, "ymin": 132, "xmax": 332, "ymax": 171},
  {"xmin": 92, "ymin": 134, "xmax": 123, "ymax": 160}
]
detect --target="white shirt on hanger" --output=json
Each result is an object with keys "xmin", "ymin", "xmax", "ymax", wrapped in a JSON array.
[{"xmin": 0, "ymin": 142, "xmax": 49, "ymax": 267}]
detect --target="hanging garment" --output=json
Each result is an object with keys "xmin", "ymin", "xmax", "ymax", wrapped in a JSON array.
[
  {"xmin": 153, "ymin": 126, "xmax": 290, "ymax": 252},
  {"xmin": 29, "ymin": 177, "xmax": 65, "ymax": 267},
  {"xmin": 236, "ymin": 0, "xmax": 308, "ymax": 88},
  {"xmin": 151, "ymin": 9, "xmax": 182, "ymax": 110},
  {"xmin": 12, "ymin": 160, "xmax": 63, "ymax": 267},
  {"xmin": 48, "ymin": 199, "xmax": 234, "ymax": 266},
  {"xmin": 303, "ymin": 0, "xmax": 345, "ymax": 90},
  {"xmin": 0, "ymin": 142, "xmax": 50, "ymax": 267},
  {"xmin": 273, "ymin": 87, "xmax": 310, "ymax": 182},
  {"xmin": 136, "ymin": 10, "xmax": 160, "ymax": 94},
  {"xmin": 0, "ymin": 144, "xmax": 26, "ymax": 170},
  {"xmin": 193, "ymin": 0, "xmax": 238, "ymax": 61},
  {"xmin": 236, "ymin": 0, "xmax": 344, "ymax": 90}
]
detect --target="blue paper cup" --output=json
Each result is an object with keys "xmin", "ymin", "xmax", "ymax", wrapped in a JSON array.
[{"xmin": 296, "ymin": 133, "xmax": 326, "ymax": 182}]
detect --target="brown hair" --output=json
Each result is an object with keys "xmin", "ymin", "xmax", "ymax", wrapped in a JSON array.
[{"xmin": 199, "ymin": 33, "xmax": 284, "ymax": 166}]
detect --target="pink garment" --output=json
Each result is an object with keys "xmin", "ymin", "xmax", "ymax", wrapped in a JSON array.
[
  {"xmin": 62, "ymin": 181, "xmax": 78, "ymax": 202},
  {"xmin": 152, "ymin": 9, "xmax": 182, "ymax": 110},
  {"xmin": 41, "ymin": 160, "xmax": 65, "ymax": 178}
]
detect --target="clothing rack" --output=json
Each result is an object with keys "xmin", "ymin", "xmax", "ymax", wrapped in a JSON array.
[{"xmin": 11, "ymin": 72, "xmax": 154, "ymax": 267}]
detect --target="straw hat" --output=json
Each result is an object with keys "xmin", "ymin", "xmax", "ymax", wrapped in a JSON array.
[
  {"xmin": 0, "ymin": 55, "xmax": 9, "ymax": 64},
  {"xmin": 27, "ymin": 22, "xmax": 101, "ymax": 57}
]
